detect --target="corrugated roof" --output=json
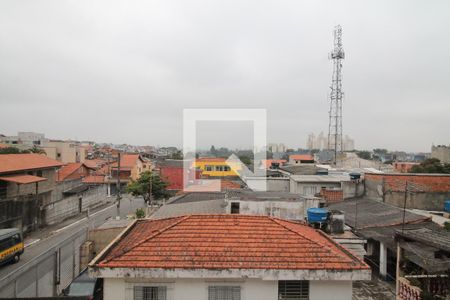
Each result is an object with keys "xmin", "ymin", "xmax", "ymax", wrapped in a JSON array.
[
  {"xmin": 96, "ymin": 214, "xmax": 369, "ymax": 271},
  {"xmin": 0, "ymin": 154, "xmax": 63, "ymax": 174}
]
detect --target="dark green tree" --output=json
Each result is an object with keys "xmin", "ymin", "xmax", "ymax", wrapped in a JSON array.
[
  {"xmin": 29, "ymin": 145, "xmax": 46, "ymax": 154},
  {"xmin": 356, "ymin": 151, "xmax": 371, "ymax": 160},
  {"xmin": 126, "ymin": 171, "xmax": 170, "ymax": 205},
  {"xmin": 410, "ymin": 158, "xmax": 450, "ymax": 174},
  {"xmin": 0, "ymin": 147, "xmax": 22, "ymax": 154}
]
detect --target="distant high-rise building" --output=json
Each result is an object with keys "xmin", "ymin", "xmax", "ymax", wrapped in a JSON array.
[
  {"xmin": 307, "ymin": 132, "xmax": 354, "ymax": 152},
  {"xmin": 431, "ymin": 144, "xmax": 450, "ymax": 164},
  {"xmin": 267, "ymin": 143, "xmax": 287, "ymax": 153}
]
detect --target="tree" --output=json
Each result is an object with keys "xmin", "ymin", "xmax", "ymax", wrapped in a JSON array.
[
  {"xmin": 238, "ymin": 155, "xmax": 252, "ymax": 166},
  {"xmin": 28, "ymin": 145, "xmax": 46, "ymax": 154},
  {"xmin": 356, "ymin": 151, "xmax": 371, "ymax": 160},
  {"xmin": 0, "ymin": 147, "xmax": 22, "ymax": 154},
  {"xmin": 169, "ymin": 150, "xmax": 183, "ymax": 160},
  {"xmin": 126, "ymin": 171, "xmax": 170, "ymax": 205},
  {"xmin": 410, "ymin": 158, "xmax": 450, "ymax": 174}
]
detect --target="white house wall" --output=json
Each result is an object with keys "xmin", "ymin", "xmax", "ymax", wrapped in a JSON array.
[
  {"xmin": 310, "ymin": 280, "xmax": 352, "ymax": 300},
  {"xmin": 103, "ymin": 278, "xmax": 353, "ymax": 300}
]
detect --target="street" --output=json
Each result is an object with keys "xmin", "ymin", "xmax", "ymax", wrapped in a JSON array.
[{"xmin": 0, "ymin": 194, "xmax": 145, "ymax": 284}]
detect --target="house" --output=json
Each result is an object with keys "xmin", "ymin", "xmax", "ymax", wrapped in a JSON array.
[
  {"xmin": 151, "ymin": 190, "xmax": 321, "ymax": 221},
  {"xmin": 156, "ymin": 160, "xmax": 201, "ymax": 191},
  {"xmin": 108, "ymin": 154, "xmax": 151, "ymax": 193},
  {"xmin": 289, "ymin": 154, "xmax": 314, "ymax": 165},
  {"xmin": 364, "ymin": 173, "xmax": 450, "ymax": 211},
  {"xmin": 431, "ymin": 144, "xmax": 450, "ymax": 164},
  {"xmin": 194, "ymin": 157, "xmax": 242, "ymax": 177},
  {"xmin": 0, "ymin": 154, "xmax": 63, "ymax": 231},
  {"xmin": 395, "ymin": 228, "xmax": 450, "ymax": 299},
  {"xmin": 41, "ymin": 140, "xmax": 86, "ymax": 163},
  {"xmin": 328, "ymin": 198, "xmax": 434, "ymax": 281},
  {"xmin": 89, "ymin": 214, "xmax": 371, "ymax": 300},
  {"xmin": 259, "ymin": 159, "xmax": 287, "ymax": 170},
  {"xmin": 289, "ymin": 174, "xmax": 361, "ymax": 199},
  {"xmin": 392, "ymin": 162, "xmax": 419, "ymax": 173},
  {"xmin": 56, "ymin": 162, "xmax": 95, "ymax": 182}
]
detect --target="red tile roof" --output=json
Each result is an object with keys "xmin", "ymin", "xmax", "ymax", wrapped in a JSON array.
[
  {"xmin": 97, "ymin": 214, "xmax": 369, "ymax": 271},
  {"xmin": 111, "ymin": 154, "xmax": 142, "ymax": 169},
  {"xmin": 82, "ymin": 175, "xmax": 106, "ymax": 184},
  {"xmin": 262, "ymin": 159, "xmax": 287, "ymax": 168},
  {"xmin": 57, "ymin": 163, "xmax": 83, "ymax": 182},
  {"xmin": 290, "ymin": 154, "xmax": 314, "ymax": 161},
  {"xmin": 0, "ymin": 154, "xmax": 63, "ymax": 174},
  {"xmin": 0, "ymin": 175, "xmax": 47, "ymax": 184}
]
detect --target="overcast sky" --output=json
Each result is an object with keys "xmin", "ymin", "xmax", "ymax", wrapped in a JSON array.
[{"xmin": 0, "ymin": 0, "xmax": 449, "ymax": 152}]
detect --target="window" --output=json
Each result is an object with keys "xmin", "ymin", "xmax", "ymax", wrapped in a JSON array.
[
  {"xmin": 36, "ymin": 170, "xmax": 43, "ymax": 177},
  {"xmin": 223, "ymin": 166, "xmax": 230, "ymax": 172},
  {"xmin": 215, "ymin": 166, "xmax": 224, "ymax": 172},
  {"xmin": 134, "ymin": 286, "xmax": 166, "ymax": 300},
  {"xmin": 278, "ymin": 281, "xmax": 309, "ymax": 300},
  {"xmin": 205, "ymin": 165, "xmax": 213, "ymax": 172},
  {"xmin": 0, "ymin": 181, "xmax": 7, "ymax": 199},
  {"xmin": 230, "ymin": 202, "xmax": 240, "ymax": 214},
  {"xmin": 208, "ymin": 286, "xmax": 240, "ymax": 300}
]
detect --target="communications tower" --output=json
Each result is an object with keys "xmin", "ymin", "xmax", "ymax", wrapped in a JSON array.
[{"xmin": 327, "ymin": 25, "xmax": 345, "ymax": 165}]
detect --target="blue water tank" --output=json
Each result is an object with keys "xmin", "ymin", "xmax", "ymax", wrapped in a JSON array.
[
  {"xmin": 307, "ymin": 208, "xmax": 328, "ymax": 224},
  {"xmin": 444, "ymin": 200, "xmax": 450, "ymax": 212}
]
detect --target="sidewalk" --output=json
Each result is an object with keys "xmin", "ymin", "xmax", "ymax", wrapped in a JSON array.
[{"xmin": 23, "ymin": 198, "xmax": 116, "ymax": 248}]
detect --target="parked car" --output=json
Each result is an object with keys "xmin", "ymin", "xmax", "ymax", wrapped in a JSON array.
[{"xmin": 63, "ymin": 269, "xmax": 102, "ymax": 300}]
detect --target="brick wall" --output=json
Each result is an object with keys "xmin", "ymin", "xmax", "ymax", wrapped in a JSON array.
[
  {"xmin": 364, "ymin": 173, "xmax": 450, "ymax": 210},
  {"xmin": 319, "ymin": 188, "xmax": 344, "ymax": 203}
]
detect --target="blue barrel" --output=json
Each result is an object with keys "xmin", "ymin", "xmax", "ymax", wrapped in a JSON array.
[
  {"xmin": 307, "ymin": 208, "xmax": 328, "ymax": 223},
  {"xmin": 444, "ymin": 200, "xmax": 450, "ymax": 212}
]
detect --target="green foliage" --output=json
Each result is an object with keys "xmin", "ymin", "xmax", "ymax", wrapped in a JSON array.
[
  {"xmin": 238, "ymin": 155, "xmax": 252, "ymax": 166},
  {"xmin": 169, "ymin": 150, "xmax": 183, "ymax": 160},
  {"xmin": 126, "ymin": 171, "xmax": 170, "ymax": 205},
  {"xmin": 444, "ymin": 222, "xmax": 450, "ymax": 231},
  {"xmin": 135, "ymin": 208, "xmax": 146, "ymax": 219},
  {"xmin": 356, "ymin": 151, "xmax": 371, "ymax": 160},
  {"xmin": 0, "ymin": 147, "xmax": 22, "ymax": 154},
  {"xmin": 0, "ymin": 145, "xmax": 46, "ymax": 155},
  {"xmin": 409, "ymin": 158, "xmax": 450, "ymax": 174},
  {"xmin": 373, "ymin": 148, "xmax": 388, "ymax": 155}
]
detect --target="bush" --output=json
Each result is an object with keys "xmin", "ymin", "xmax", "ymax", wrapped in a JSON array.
[{"xmin": 135, "ymin": 208, "xmax": 146, "ymax": 219}]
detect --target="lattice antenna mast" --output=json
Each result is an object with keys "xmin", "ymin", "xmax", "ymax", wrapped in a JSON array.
[{"xmin": 327, "ymin": 25, "xmax": 345, "ymax": 165}]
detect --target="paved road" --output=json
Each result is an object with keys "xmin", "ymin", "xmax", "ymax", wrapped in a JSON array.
[{"xmin": 0, "ymin": 195, "xmax": 145, "ymax": 282}]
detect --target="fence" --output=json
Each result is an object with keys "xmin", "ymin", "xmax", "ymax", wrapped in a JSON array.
[{"xmin": 0, "ymin": 227, "xmax": 88, "ymax": 298}]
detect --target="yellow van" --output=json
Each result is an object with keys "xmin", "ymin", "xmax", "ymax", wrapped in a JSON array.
[{"xmin": 0, "ymin": 228, "xmax": 24, "ymax": 265}]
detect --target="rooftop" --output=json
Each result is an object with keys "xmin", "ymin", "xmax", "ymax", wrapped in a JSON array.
[
  {"xmin": 328, "ymin": 198, "xmax": 430, "ymax": 230},
  {"xmin": 289, "ymin": 154, "xmax": 314, "ymax": 161},
  {"xmin": 0, "ymin": 154, "xmax": 63, "ymax": 174},
  {"xmin": 95, "ymin": 214, "xmax": 369, "ymax": 271},
  {"xmin": 290, "ymin": 174, "xmax": 350, "ymax": 183},
  {"xmin": 0, "ymin": 174, "xmax": 47, "ymax": 184}
]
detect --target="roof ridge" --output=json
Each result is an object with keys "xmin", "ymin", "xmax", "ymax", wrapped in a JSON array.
[
  {"xmin": 269, "ymin": 217, "xmax": 346, "ymax": 260},
  {"xmin": 103, "ymin": 215, "xmax": 191, "ymax": 263}
]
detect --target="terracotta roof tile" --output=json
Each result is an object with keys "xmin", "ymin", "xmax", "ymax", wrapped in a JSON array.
[
  {"xmin": 57, "ymin": 163, "xmax": 83, "ymax": 182},
  {"xmin": 0, "ymin": 154, "xmax": 63, "ymax": 174},
  {"xmin": 82, "ymin": 175, "xmax": 106, "ymax": 184},
  {"xmin": 97, "ymin": 215, "xmax": 369, "ymax": 271},
  {"xmin": 0, "ymin": 174, "xmax": 47, "ymax": 184},
  {"xmin": 289, "ymin": 154, "xmax": 314, "ymax": 161}
]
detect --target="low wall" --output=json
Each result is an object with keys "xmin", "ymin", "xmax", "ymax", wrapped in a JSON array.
[
  {"xmin": 364, "ymin": 173, "xmax": 450, "ymax": 210},
  {"xmin": 43, "ymin": 185, "xmax": 109, "ymax": 225}
]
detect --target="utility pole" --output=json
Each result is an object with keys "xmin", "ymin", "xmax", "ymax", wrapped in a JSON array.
[
  {"xmin": 148, "ymin": 170, "xmax": 152, "ymax": 208},
  {"xmin": 116, "ymin": 152, "xmax": 121, "ymax": 217},
  {"xmin": 327, "ymin": 25, "xmax": 345, "ymax": 166},
  {"xmin": 401, "ymin": 181, "xmax": 409, "ymax": 233}
]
